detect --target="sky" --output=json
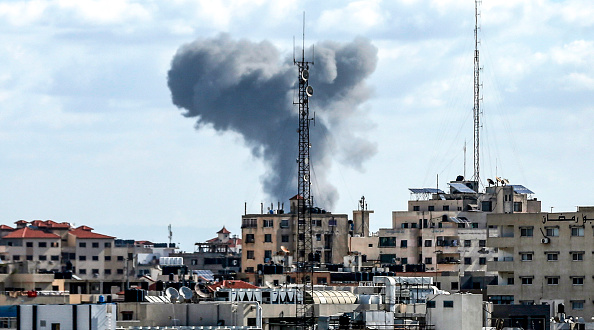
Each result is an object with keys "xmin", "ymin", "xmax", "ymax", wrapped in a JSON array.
[{"xmin": 1, "ymin": 0, "xmax": 593, "ymax": 252}]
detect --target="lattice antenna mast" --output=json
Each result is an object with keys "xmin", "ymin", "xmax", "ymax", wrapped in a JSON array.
[
  {"xmin": 473, "ymin": 0, "xmax": 482, "ymax": 187},
  {"xmin": 293, "ymin": 12, "xmax": 315, "ymax": 328}
]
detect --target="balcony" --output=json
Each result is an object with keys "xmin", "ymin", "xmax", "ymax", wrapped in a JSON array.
[{"xmin": 487, "ymin": 260, "xmax": 514, "ymax": 272}]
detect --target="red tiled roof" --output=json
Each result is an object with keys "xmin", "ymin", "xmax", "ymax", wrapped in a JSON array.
[
  {"xmin": 208, "ymin": 280, "xmax": 258, "ymax": 292},
  {"xmin": 217, "ymin": 226, "xmax": 230, "ymax": 234},
  {"xmin": 0, "ymin": 225, "xmax": 14, "ymax": 230},
  {"xmin": 15, "ymin": 220, "xmax": 28, "ymax": 225},
  {"xmin": 136, "ymin": 240, "xmax": 154, "ymax": 245},
  {"xmin": 69, "ymin": 226, "xmax": 113, "ymax": 239},
  {"xmin": 3, "ymin": 227, "xmax": 60, "ymax": 239},
  {"xmin": 44, "ymin": 220, "xmax": 71, "ymax": 229}
]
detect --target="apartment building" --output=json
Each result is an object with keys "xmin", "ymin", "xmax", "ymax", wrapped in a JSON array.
[
  {"xmin": 487, "ymin": 207, "xmax": 594, "ymax": 317},
  {"xmin": 241, "ymin": 195, "xmax": 350, "ymax": 276}
]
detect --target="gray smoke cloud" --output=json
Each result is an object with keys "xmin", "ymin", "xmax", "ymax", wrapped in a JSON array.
[{"xmin": 167, "ymin": 34, "xmax": 377, "ymax": 210}]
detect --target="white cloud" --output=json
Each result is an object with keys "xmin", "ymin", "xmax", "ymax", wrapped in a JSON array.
[{"xmin": 317, "ymin": 0, "xmax": 388, "ymax": 34}]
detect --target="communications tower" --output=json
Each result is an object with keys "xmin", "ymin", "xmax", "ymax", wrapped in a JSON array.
[
  {"xmin": 294, "ymin": 20, "xmax": 315, "ymax": 328},
  {"xmin": 472, "ymin": 0, "xmax": 482, "ymax": 186}
]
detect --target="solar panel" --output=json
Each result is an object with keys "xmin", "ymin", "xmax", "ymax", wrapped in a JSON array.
[
  {"xmin": 448, "ymin": 182, "xmax": 476, "ymax": 193},
  {"xmin": 409, "ymin": 188, "xmax": 445, "ymax": 194},
  {"xmin": 511, "ymin": 185, "xmax": 534, "ymax": 195},
  {"xmin": 193, "ymin": 270, "xmax": 214, "ymax": 282}
]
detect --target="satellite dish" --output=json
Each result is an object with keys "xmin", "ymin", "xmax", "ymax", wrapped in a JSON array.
[
  {"xmin": 487, "ymin": 178, "xmax": 495, "ymax": 186},
  {"xmin": 265, "ymin": 281, "xmax": 274, "ymax": 289},
  {"xmin": 194, "ymin": 284, "xmax": 210, "ymax": 299},
  {"xmin": 179, "ymin": 286, "xmax": 193, "ymax": 300},
  {"xmin": 165, "ymin": 287, "xmax": 179, "ymax": 301},
  {"xmin": 281, "ymin": 246, "xmax": 290, "ymax": 253},
  {"xmin": 303, "ymin": 174, "xmax": 309, "ymax": 182},
  {"xmin": 306, "ymin": 86, "xmax": 314, "ymax": 97},
  {"xmin": 301, "ymin": 70, "xmax": 309, "ymax": 81},
  {"xmin": 496, "ymin": 177, "xmax": 503, "ymax": 184},
  {"xmin": 503, "ymin": 178, "xmax": 510, "ymax": 184}
]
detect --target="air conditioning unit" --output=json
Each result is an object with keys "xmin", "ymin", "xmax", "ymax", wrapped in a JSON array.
[{"xmin": 541, "ymin": 237, "xmax": 550, "ymax": 244}]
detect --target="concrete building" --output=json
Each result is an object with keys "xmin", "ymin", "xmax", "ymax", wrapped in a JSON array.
[
  {"xmin": 425, "ymin": 293, "xmax": 488, "ymax": 330},
  {"xmin": 17, "ymin": 303, "xmax": 116, "ymax": 330},
  {"xmin": 487, "ymin": 206, "xmax": 594, "ymax": 318},
  {"xmin": 241, "ymin": 195, "xmax": 350, "ymax": 279}
]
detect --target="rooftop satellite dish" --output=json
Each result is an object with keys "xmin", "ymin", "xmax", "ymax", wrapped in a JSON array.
[
  {"xmin": 503, "ymin": 178, "xmax": 510, "ymax": 184},
  {"xmin": 165, "ymin": 287, "xmax": 179, "ymax": 301},
  {"xmin": 194, "ymin": 284, "xmax": 210, "ymax": 299},
  {"xmin": 301, "ymin": 70, "xmax": 309, "ymax": 81},
  {"xmin": 306, "ymin": 86, "xmax": 314, "ymax": 97},
  {"xmin": 487, "ymin": 178, "xmax": 495, "ymax": 186},
  {"xmin": 281, "ymin": 246, "xmax": 290, "ymax": 253},
  {"xmin": 496, "ymin": 177, "xmax": 503, "ymax": 184},
  {"xmin": 265, "ymin": 281, "xmax": 274, "ymax": 289},
  {"xmin": 179, "ymin": 286, "xmax": 193, "ymax": 300}
]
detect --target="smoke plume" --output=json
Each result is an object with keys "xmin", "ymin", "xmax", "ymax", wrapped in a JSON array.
[{"xmin": 167, "ymin": 34, "xmax": 377, "ymax": 210}]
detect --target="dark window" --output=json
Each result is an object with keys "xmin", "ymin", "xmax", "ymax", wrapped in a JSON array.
[
  {"xmin": 92, "ymin": 256, "xmax": 99, "ymax": 261},
  {"xmin": 264, "ymin": 234, "xmax": 272, "ymax": 243},
  {"xmin": 464, "ymin": 257, "xmax": 471, "ymax": 264},
  {"xmin": 379, "ymin": 237, "xmax": 396, "ymax": 247},
  {"xmin": 572, "ymin": 301, "xmax": 584, "ymax": 310},
  {"xmin": 39, "ymin": 255, "xmax": 47, "ymax": 261},
  {"xmin": 79, "ymin": 242, "xmax": 86, "ymax": 248},
  {"xmin": 26, "ymin": 242, "xmax": 33, "ymax": 247},
  {"xmin": 104, "ymin": 242, "xmax": 112, "ymax": 248},
  {"xmin": 547, "ymin": 277, "xmax": 559, "ymax": 285},
  {"xmin": 263, "ymin": 219, "xmax": 273, "ymax": 228},
  {"xmin": 451, "ymin": 282, "xmax": 459, "ymax": 290},
  {"xmin": 520, "ymin": 227, "xmax": 533, "ymax": 237},
  {"xmin": 424, "ymin": 257, "xmax": 432, "ymax": 264},
  {"xmin": 400, "ymin": 240, "xmax": 407, "ymax": 248},
  {"xmin": 427, "ymin": 301, "xmax": 436, "ymax": 308},
  {"xmin": 464, "ymin": 240, "xmax": 471, "ymax": 247},
  {"xmin": 117, "ymin": 256, "xmax": 124, "ymax": 261},
  {"xmin": 79, "ymin": 255, "xmax": 86, "ymax": 261},
  {"xmin": 38, "ymin": 242, "xmax": 47, "ymax": 248},
  {"xmin": 280, "ymin": 219, "xmax": 289, "ymax": 228},
  {"xmin": 572, "ymin": 252, "xmax": 584, "ymax": 261},
  {"xmin": 92, "ymin": 269, "xmax": 99, "ymax": 274},
  {"xmin": 428, "ymin": 206, "xmax": 435, "ymax": 211},
  {"xmin": 105, "ymin": 269, "xmax": 111, "ymax": 275},
  {"xmin": 413, "ymin": 206, "xmax": 420, "ymax": 211},
  {"xmin": 281, "ymin": 235, "xmax": 289, "ymax": 243},
  {"xmin": 92, "ymin": 242, "xmax": 99, "ymax": 248},
  {"xmin": 245, "ymin": 234, "xmax": 255, "ymax": 243},
  {"xmin": 79, "ymin": 269, "xmax": 87, "ymax": 274},
  {"xmin": 264, "ymin": 250, "xmax": 272, "ymax": 260},
  {"xmin": 521, "ymin": 253, "xmax": 533, "ymax": 261},
  {"xmin": 247, "ymin": 250, "xmax": 255, "ymax": 259},
  {"xmin": 26, "ymin": 255, "xmax": 33, "ymax": 261},
  {"xmin": 443, "ymin": 301, "xmax": 454, "ymax": 308},
  {"xmin": 507, "ymin": 277, "xmax": 514, "ymax": 285},
  {"xmin": 401, "ymin": 258, "xmax": 408, "ymax": 264},
  {"xmin": 13, "ymin": 255, "xmax": 20, "ymax": 261},
  {"xmin": 247, "ymin": 318, "xmax": 257, "ymax": 326},
  {"xmin": 242, "ymin": 218, "xmax": 257, "ymax": 228},
  {"xmin": 316, "ymin": 234, "xmax": 321, "ymax": 241},
  {"xmin": 105, "ymin": 256, "xmax": 111, "ymax": 261},
  {"xmin": 121, "ymin": 311, "xmax": 133, "ymax": 321},
  {"xmin": 443, "ymin": 205, "xmax": 449, "ymax": 211},
  {"xmin": 481, "ymin": 201, "xmax": 492, "ymax": 212},
  {"xmin": 513, "ymin": 202, "xmax": 522, "ymax": 212},
  {"xmin": 471, "ymin": 223, "xmax": 479, "ymax": 228},
  {"xmin": 521, "ymin": 277, "xmax": 533, "ymax": 285},
  {"xmin": 379, "ymin": 254, "xmax": 396, "ymax": 264},
  {"xmin": 117, "ymin": 269, "xmax": 124, "ymax": 275},
  {"xmin": 479, "ymin": 240, "xmax": 486, "ymax": 247},
  {"xmin": 547, "ymin": 253, "xmax": 558, "ymax": 261},
  {"xmin": 545, "ymin": 227, "xmax": 559, "ymax": 237},
  {"xmin": 51, "ymin": 255, "xmax": 59, "ymax": 261},
  {"xmin": 479, "ymin": 257, "xmax": 486, "ymax": 265},
  {"xmin": 571, "ymin": 227, "xmax": 584, "ymax": 237},
  {"xmin": 572, "ymin": 277, "xmax": 584, "ymax": 285}
]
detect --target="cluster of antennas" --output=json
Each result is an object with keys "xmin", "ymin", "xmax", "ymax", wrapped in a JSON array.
[
  {"xmin": 487, "ymin": 177, "xmax": 510, "ymax": 186},
  {"xmin": 301, "ymin": 70, "xmax": 313, "ymax": 97}
]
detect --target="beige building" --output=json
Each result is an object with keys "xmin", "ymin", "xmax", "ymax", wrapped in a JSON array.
[
  {"xmin": 241, "ymin": 196, "xmax": 351, "ymax": 278},
  {"xmin": 487, "ymin": 206, "xmax": 594, "ymax": 317}
]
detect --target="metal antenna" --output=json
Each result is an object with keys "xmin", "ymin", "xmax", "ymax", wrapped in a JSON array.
[
  {"xmin": 472, "ymin": 0, "xmax": 482, "ymax": 189},
  {"xmin": 294, "ymin": 11, "xmax": 315, "ymax": 329}
]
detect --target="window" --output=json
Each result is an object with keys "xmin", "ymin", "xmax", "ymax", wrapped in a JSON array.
[
  {"xmin": 451, "ymin": 282, "xmax": 459, "ymax": 290},
  {"xmin": 400, "ymin": 240, "xmax": 407, "ymax": 248},
  {"xmin": 92, "ymin": 256, "xmax": 99, "ymax": 261},
  {"xmin": 571, "ymin": 301, "xmax": 585, "ymax": 310},
  {"xmin": 39, "ymin": 255, "xmax": 47, "ymax": 261},
  {"xmin": 571, "ymin": 227, "xmax": 584, "ymax": 237},
  {"xmin": 520, "ymin": 300, "xmax": 534, "ymax": 305},
  {"xmin": 245, "ymin": 234, "xmax": 255, "ymax": 243},
  {"xmin": 117, "ymin": 256, "xmax": 124, "ymax": 261},
  {"xmin": 79, "ymin": 242, "xmax": 86, "ymax": 248},
  {"xmin": 427, "ymin": 301, "xmax": 436, "ymax": 308},
  {"xmin": 379, "ymin": 237, "xmax": 396, "ymax": 247},
  {"xmin": 520, "ymin": 253, "xmax": 533, "ymax": 261},
  {"xmin": 79, "ymin": 269, "xmax": 87, "ymax": 275},
  {"xmin": 316, "ymin": 234, "xmax": 321, "ymax": 241},
  {"xmin": 51, "ymin": 255, "xmax": 59, "ymax": 261},
  {"xmin": 280, "ymin": 219, "xmax": 289, "ymax": 228},
  {"xmin": 424, "ymin": 257, "xmax": 432, "ymax": 264},
  {"xmin": 521, "ymin": 277, "xmax": 533, "ymax": 285},
  {"xmin": 117, "ymin": 269, "xmax": 124, "ymax": 275},
  {"xmin": 51, "ymin": 242, "xmax": 59, "ymax": 247},
  {"xmin": 443, "ymin": 301, "xmax": 454, "ymax": 308},
  {"xmin": 464, "ymin": 257, "xmax": 471, "ymax": 265},
  {"xmin": 546, "ymin": 253, "xmax": 558, "ymax": 261},
  {"xmin": 545, "ymin": 227, "xmax": 559, "ymax": 237},
  {"xmin": 464, "ymin": 240, "xmax": 471, "ymax": 247},
  {"xmin": 79, "ymin": 255, "xmax": 86, "ymax": 261},
  {"xmin": 380, "ymin": 254, "xmax": 396, "ymax": 264},
  {"xmin": 329, "ymin": 219, "xmax": 337, "ymax": 226},
  {"xmin": 471, "ymin": 223, "xmax": 479, "ymax": 228},
  {"xmin": 479, "ymin": 257, "xmax": 486, "ymax": 265},
  {"xmin": 281, "ymin": 235, "xmax": 289, "ymax": 243},
  {"xmin": 401, "ymin": 223, "xmax": 408, "ymax": 228},
  {"xmin": 13, "ymin": 255, "xmax": 20, "ymax": 261},
  {"xmin": 246, "ymin": 250, "xmax": 255, "ymax": 259},
  {"xmin": 413, "ymin": 206, "xmax": 420, "ymax": 211},
  {"xmin": 26, "ymin": 242, "xmax": 33, "ymax": 247},
  {"xmin": 26, "ymin": 255, "xmax": 33, "ymax": 261},
  {"xmin": 513, "ymin": 202, "xmax": 522, "ymax": 212},
  {"xmin": 314, "ymin": 220, "xmax": 322, "ymax": 227},
  {"xmin": 91, "ymin": 269, "xmax": 99, "ymax": 275},
  {"xmin": 105, "ymin": 269, "xmax": 111, "ymax": 275},
  {"xmin": 424, "ymin": 240, "xmax": 432, "ymax": 247},
  {"xmin": 442, "ymin": 205, "xmax": 449, "ymax": 211},
  {"xmin": 263, "ymin": 219, "xmax": 273, "ymax": 228},
  {"xmin": 520, "ymin": 227, "xmax": 534, "ymax": 237},
  {"xmin": 105, "ymin": 242, "xmax": 112, "ymax": 248},
  {"xmin": 482, "ymin": 201, "xmax": 492, "ymax": 212},
  {"xmin": 507, "ymin": 277, "xmax": 514, "ymax": 285},
  {"xmin": 479, "ymin": 240, "xmax": 486, "ymax": 247},
  {"xmin": 264, "ymin": 234, "xmax": 272, "ymax": 243},
  {"xmin": 264, "ymin": 250, "xmax": 272, "ymax": 261},
  {"xmin": 38, "ymin": 242, "xmax": 47, "ymax": 248},
  {"xmin": 105, "ymin": 256, "xmax": 111, "ymax": 261},
  {"xmin": 572, "ymin": 277, "xmax": 584, "ymax": 285},
  {"xmin": 571, "ymin": 252, "xmax": 584, "ymax": 261},
  {"xmin": 428, "ymin": 206, "xmax": 435, "ymax": 211},
  {"xmin": 92, "ymin": 242, "xmax": 99, "ymax": 248},
  {"xmin": 547, "ymin": 277, "xmax": 559, "ymax": 285},
  {"xmin": 242, "ymin": 218, "xmax": 257, "ymax": 228},
  {"xmin": 400, "ymin": 258, "xmax": 408, "ymax": 264}
]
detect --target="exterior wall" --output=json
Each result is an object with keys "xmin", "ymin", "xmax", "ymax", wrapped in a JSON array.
[
  {"xmin": 0, "ymin": 237, "xmax": 61, "ymax": 273},
  {"xmin": 487, "ymin": 209, "xmax": 594, "ymax": 318},
  {"xmin": 18, "ymin": 304, "xmax": 116, "ymax": 330},
  {"xmin": 425, "ymin": 293, "xmax": 484, "ymax": 330}
]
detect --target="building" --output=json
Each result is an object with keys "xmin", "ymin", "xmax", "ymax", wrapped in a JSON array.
[
  {"xmin": 487, "ymin": 206, "xmax": 594, "ymax": 318},
  {"xmin": 240, "ymin": 195, "xmax": 351, "ymax": 283}
]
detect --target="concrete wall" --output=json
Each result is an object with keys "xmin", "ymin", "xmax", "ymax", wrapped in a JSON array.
[
  {"xmin": 425, "ymin": 293, "xmax": 483, "ymax": 330},
  {"xmin": 17, "ymin": 304, "xmax": 116, "ymax": 330}
]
